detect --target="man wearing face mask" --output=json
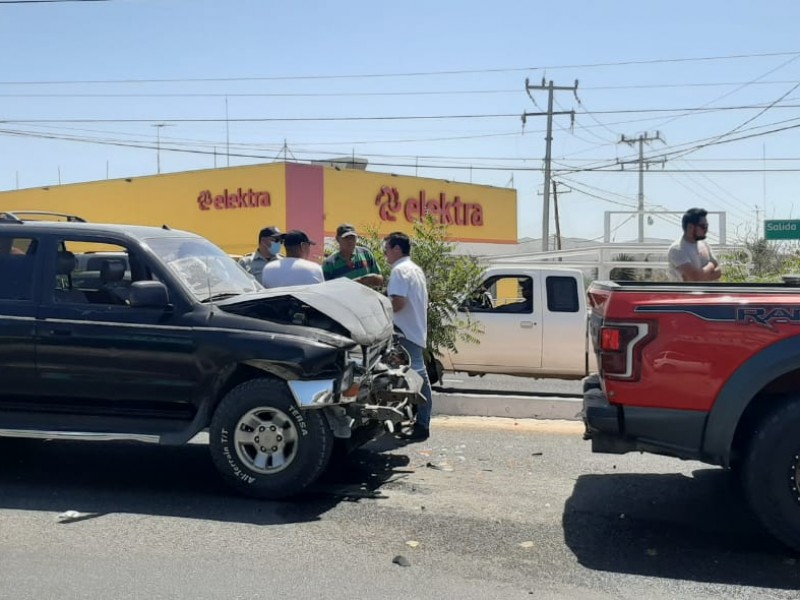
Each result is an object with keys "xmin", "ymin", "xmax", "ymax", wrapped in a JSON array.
[{"xmin": 238, "ymin": 226, "xmax": 284, "ymax": 282}]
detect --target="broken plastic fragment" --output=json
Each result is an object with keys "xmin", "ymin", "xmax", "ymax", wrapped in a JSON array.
[
  {"xmin": 56, "ymin": 510, "xmax": 83, "ymax": 523},
  {"xmin": 425, "ymin": 461, "xmax": 454, "ymax": 472},
  {"xmin": 405, "ymin": 541, "xmax": 420, "ymax": 548},
  {"xmin": 392, "ymin": 555, "xmax": 411, "ymax": 567},
  {"xmin": 519, "ymin": 541, "xmax": 535, "ymax": 548}
]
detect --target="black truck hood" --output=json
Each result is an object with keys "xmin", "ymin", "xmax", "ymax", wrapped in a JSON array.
[{"xmin": 214, "ymin": 278, "xmax": 394, "ymax": 346}]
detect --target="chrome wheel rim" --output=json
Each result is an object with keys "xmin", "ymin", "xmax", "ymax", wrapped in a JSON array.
[{"xmin": 234, "ymin": 407, "xmax": 299, "ymax": 475}]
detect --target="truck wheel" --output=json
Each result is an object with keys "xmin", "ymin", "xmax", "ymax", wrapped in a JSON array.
[
  {"xmin": 209, "ymin": 378, "xmax": 333, "ymax": 499},
  {"xmin": 741, "ymin": 399, "xmax": 800, "ymax": 552}
]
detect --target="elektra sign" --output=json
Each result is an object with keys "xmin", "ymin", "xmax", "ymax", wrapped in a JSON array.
[
  {"xmin": 197, "ymin": 188, "xmax": 271, "ymax": 211},
  {"xmin": 375, "ymin": 185, "xmax": 484, "ymax": 226}
]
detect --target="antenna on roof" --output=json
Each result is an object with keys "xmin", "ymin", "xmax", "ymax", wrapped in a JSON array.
[{"xmin": 162, "ymin": 224, "xmax": 171, "ymax": 230}]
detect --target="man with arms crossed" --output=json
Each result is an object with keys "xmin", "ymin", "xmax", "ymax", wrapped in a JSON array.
[{"xmin": 668, "ymin": 207, "xmax": 722, "ymax": 282}]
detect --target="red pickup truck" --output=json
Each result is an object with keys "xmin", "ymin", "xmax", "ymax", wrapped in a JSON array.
[{"xmin": 583, "ymin": 279, "xmax": 800, "ymax": 552}]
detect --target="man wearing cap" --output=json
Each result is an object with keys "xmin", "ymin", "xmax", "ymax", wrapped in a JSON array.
[
  {"xmin": 261, "ymin": 230, "xmax": 324, "ymax": 288},
  {"xmin": 238, "ymin": 226, "xmax": 284, "ymax": 282},
  {"xmin": 322, "ymin": 224, "xmax": 384, "ymax": 289}
]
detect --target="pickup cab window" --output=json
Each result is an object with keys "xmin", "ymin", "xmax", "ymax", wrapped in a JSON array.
[
  {"xmin": 0, "ymin": 235, "xmax": 38, "ymax": 300},
  {"xmin": 546, "ymin": 276, "xmax": 579, "ymax": 313},
  {"xmin": 465, "ymin": 275, "xmax": 533, "ymax": 314}
]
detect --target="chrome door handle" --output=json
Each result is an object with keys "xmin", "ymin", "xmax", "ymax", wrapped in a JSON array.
[{"xmin": 520, "ymin": 321, "xmax": 535, "ymax": 328}]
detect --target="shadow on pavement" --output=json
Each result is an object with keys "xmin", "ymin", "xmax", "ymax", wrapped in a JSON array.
[
  {"xmin": 0, "ymin": 437, "xmax": 409, "ymax": 526},
  {"xmin": 563, "ymin": 469, "xmax": 800, "ymax": 590}
]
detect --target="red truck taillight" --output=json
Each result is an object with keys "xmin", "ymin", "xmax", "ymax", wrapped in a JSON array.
[{"xmin": 599, "ymin": 321, "xmax": 655, "ymax": 380}]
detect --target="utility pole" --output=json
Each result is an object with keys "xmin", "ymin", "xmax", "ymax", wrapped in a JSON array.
[
  {"xmin": 618, "ymin": 132, "xmax": 665, "ymax": 242},
  {"xmin": 225, "ymin": 96, "xmax": 230, "ymax": 168},
  {"xmin": 539, "ymin": 180, "xmax": 571, "ymax": 251},
  {"xmin": 152, "ymin": 123, "xmax": 174, "ymax": 174},
  {"xmin": 755, "ymin": 205, "xmax": 763, "ymax": 236},
  {"xmin": 523, "ymin": 78, "xmax": 578, "ymax": 251},
  {"xmin": 552, "ymin": 180, "xmax": 572, "ymax": 251}
]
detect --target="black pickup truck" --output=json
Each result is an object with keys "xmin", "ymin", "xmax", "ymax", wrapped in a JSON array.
[{"xmin": 0, "ymin": 213, "xmax": 423, "ymax": 498}]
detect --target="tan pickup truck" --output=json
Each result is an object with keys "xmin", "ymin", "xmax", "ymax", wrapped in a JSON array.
[{"xmin": 438, "ymin": 265, "xmax": 596, "ymax": 380}]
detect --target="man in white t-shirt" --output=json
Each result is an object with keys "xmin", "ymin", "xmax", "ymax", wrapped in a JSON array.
[
  {"xmin": 667, "ymin": 207, "xmax": 722, "ymax": 282},
  {"xmin": 261, "ymin": 230, "xmax": 324, "ymax": 288},
  {"xmin": 383, "ymin": 231, "xmax": 432, "ymax": 442}
]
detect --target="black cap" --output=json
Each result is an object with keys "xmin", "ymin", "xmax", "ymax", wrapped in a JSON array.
[
  {"xmin": 336, "ymin": 224, "xmax": 357, "ymax": 238},
  {"xmin": 284, "ymin": 230, "xmax": 316, "ymax": 246},
  {"xmin": 259, "ymin": 226, "xmax": 284, "ymax": 241}
]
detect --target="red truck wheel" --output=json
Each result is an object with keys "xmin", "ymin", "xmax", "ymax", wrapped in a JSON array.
[{"xmin": 741, "ymin": 399, "xmax": 800, "ymax": 552}]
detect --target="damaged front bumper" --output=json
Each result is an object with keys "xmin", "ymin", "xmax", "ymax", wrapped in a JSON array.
[
  {"xmin": 287, "ymin": 362, "xmax": 425, "ymax": 432},
  {"xmin": 357, "ymin": 366, "xmax": 425, "ymax": 433}
]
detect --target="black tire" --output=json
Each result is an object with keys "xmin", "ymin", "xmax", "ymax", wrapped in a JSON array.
[
  {"xmin": 741, "ymin": 399, "xmax": 800, "ymax": 552},
  {"xmin": 209, "ymin": 378, "xmax": 333, "ymax": 499}
]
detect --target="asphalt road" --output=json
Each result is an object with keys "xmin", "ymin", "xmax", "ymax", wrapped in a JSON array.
[{"xmin": 0, "ymin": 418, "xmax": 797, "ymax": 600}]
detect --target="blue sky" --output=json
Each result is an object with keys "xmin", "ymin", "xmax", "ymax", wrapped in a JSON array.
[{"xmin": 2, "ymin": 0, "xmax": 800, "ymax": 245}]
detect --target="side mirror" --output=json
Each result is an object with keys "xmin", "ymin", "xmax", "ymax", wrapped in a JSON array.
[{"xmin": 129, "ymin": 281, "xmax": 170, "ymax": 309}]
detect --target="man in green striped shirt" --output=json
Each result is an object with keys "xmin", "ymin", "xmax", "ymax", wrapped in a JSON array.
[{"xmin": 322, "ymin": 224, "xmax": 384, "ymax": 289}]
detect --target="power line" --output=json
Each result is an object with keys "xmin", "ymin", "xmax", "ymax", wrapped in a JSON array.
[
  {"xmin": 648, "ymin": 52, "xmax": 800, "ymax": 131},
  {"xmin": 1, "ymin": 51, "xmax": 798, "ymax": 85},
  {"xmin": 0, "ymin": 113, "xmax": 519, "ymax": 123},
  {"xmin": 7, "ymin": 100, "xmax": 800, "ymax": 125},
  {"xmin": 7, "ymin": 125, "xmax": 800, "ymax": 174},
  {"xmin": 0, "ymin": 0, "xmax": 108, "ymax": 3},
  {"xmin": 1, "ymin": 80, "xmax": 800, "ymax": 98},
  {"xmin": 555, "ymin": 118, "xmax": 800, "ymax": 174},
  {"xmin": 667, "ymin": 82, "xmax": 800, "ymax": 162}
]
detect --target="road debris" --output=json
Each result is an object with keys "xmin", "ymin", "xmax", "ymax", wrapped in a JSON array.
[
  {"xmin": 392, "ymin": 555, "xmax": 411, "ymax": 567},
  {"xmin": 425, "ymin": 461, "xmax": 454, "ymax": 472},
  {"xmin": 56, "ymin": 510, "xmax": 96, "ymax": 524}
]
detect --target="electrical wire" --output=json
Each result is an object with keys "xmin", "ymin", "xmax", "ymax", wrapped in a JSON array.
[{"xmin": 1, "ymin": 50, "xmax": 798, "ymax": 85}]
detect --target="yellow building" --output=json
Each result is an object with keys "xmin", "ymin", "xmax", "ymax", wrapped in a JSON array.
[{"xmin": 0, "ymin": 162, "xmax": 518, "ymax": 258}]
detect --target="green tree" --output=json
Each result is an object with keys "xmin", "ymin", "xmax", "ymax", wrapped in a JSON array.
[{"xmin": 360, "ymin": 217, "xmax": 486, "ymax": 366}]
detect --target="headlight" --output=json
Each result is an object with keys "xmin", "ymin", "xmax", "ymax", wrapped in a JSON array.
[{"xmin": 345, "ymin": 347, "xmax": 364, "ymax": 368}]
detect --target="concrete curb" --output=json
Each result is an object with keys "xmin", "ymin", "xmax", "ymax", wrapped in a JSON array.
[{"xmin": 431, "ymin": 393, "xmax": 583, "ymax": 421}]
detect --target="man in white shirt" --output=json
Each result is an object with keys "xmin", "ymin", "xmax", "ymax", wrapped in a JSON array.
[
  {"xmin": 667, "ymin": 207, "xmax": 722, "ymax": 282},
  {"xmin": 261, "ymin": 230, "xmax": 324, "ymax": 288},
  {"xmin": 383, "ymin": 231, "xmax": 432, "ymax": 442}
]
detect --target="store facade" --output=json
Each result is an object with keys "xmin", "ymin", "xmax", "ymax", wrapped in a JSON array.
[{"xmin": 0, "ymin": 162, "xmax": 518, "ymax": 257}]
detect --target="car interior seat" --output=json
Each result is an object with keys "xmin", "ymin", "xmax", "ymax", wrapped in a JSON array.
[
  {"xmin": 99, "ymin": 260, "xmax": 130, "ymax": 304},
  {"xmin": 54, "ymin": 250, "xmax": 86, "ymax": 303}
]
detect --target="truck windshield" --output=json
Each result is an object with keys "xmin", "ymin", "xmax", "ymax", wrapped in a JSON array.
[{"xmin": 145, "ymin": 236, "xmax": 261, "ymax": 302}]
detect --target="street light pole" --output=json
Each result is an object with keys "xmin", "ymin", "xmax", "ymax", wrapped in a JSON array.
[{"xmin": 151, "ymin": 123, "xmax": 174, "ymax": 174}]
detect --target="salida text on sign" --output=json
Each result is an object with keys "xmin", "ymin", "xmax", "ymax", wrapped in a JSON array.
[
  {"xmin": 375, "ymin": 186, "xmax": 484, "ymax": 226},
  {"xmin": 197, "ymin": 188, "xmax": 271, "ymax": 211}
]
